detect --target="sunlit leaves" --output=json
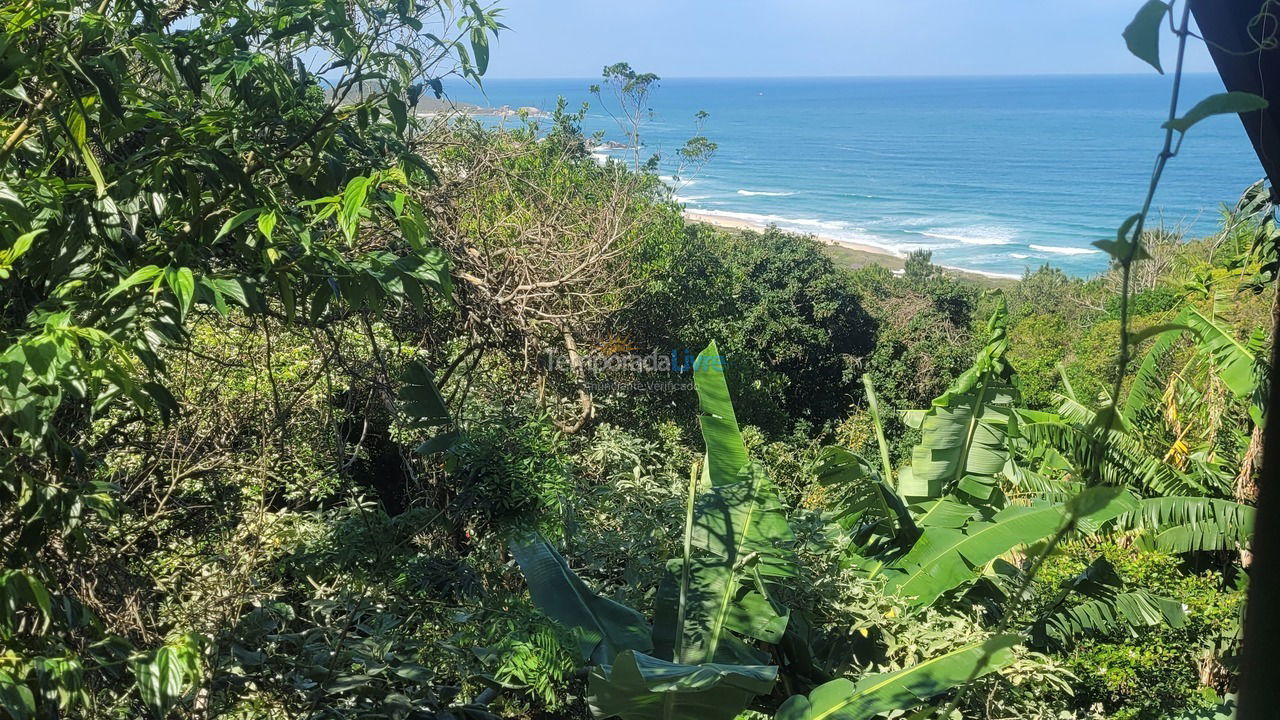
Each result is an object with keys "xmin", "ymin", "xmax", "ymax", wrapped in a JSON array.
[
  {"xmin": 1123, "ymin": 1, "xmax": 1170, "ymax": 74},
  {"xmin": 775, "ymin": 636, "xmax": 1019, "ymax": 720},
  {"xmin": 129, "ymin": 634, "xmax": 204, "ymax": 719}
]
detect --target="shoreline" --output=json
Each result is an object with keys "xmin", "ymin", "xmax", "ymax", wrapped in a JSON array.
[{"xmin": 682, "ymin": 209, "xmax": 1022, "ymax": 284}]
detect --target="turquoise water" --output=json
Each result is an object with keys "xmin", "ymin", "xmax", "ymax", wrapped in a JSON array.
[{"xmin": 446, "ymin": 75, "xmax": 1265, "ymax": 277}]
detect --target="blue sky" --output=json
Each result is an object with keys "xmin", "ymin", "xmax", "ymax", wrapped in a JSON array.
[{"xmin": 482, "ymin": 1, "xmax": 1215, "ymax": 78}]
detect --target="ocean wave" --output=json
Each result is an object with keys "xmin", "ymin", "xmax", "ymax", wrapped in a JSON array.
[
  {"xmin": 736, "ymin": 189, "xmax": 797, "ymax": 197},
  {"xmin": 687, "ymin": 208, "xmax": 850, "ymax": 233},
  {"xmin": 1028, "ymin": 244, "xmax": 1100, "ymax": 256},
  {"xmin": 917, "ymin": 227, "xmax": 1016, "ymax": 246},
  {"xmin": 1010, "ymin": 253, "xmax": 1030, "ymax": 259},
  {"xmin": 659, "ymin": 175, "xmax": 697, "ymax": 186},
  {"xmin": 674, "ymin": 195, "xmax": 711, "ymax": 204}
]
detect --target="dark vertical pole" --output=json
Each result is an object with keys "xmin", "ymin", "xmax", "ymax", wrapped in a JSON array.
[{"xmin": 1188, "ymin": 2, "xmax": 1280, "ymax": 715}]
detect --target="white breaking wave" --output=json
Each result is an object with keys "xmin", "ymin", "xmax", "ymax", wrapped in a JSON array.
[
  {"xmin": 918, "ymin": 228, "xmax": 1015, "ymax": 246},
  {"xmin": 687, "ymin": 208, "xmax": 851, "ymax": 234},
  {"xmin": 1010, "ymin": 253, "xmax": 1030, "ymax": 259},
  {"xmin": 736, "ymin": 189, "xmax": 797, "ymax": 197},
  {"xmin": 659, "ymin": 175, "xmax": 697, "ymax": 186},
  {"xmin": 1028, "ymin": 244, "xmax": 1100, "ymax": 256},
  {"xmin": 674, "ymin": 195, "xmax": 711, "ymax": 204}
]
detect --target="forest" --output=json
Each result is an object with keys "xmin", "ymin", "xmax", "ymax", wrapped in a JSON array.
[{"xmin": 0, "ymin": 1, "xmax": 1271, "ymax": 719}]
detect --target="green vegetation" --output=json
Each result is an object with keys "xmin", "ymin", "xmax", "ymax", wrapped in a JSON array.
[{"xmin": 0, "ymin": 1, "xmax": 1270, "ymax": 719}]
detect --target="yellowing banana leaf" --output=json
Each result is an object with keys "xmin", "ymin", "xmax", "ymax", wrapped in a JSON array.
[
  {"xmin": 588, "ymin": 650, "xmax": 776, "ymax": 720},
  {"xmin": 774, "ymin": 635, "xmax": 1019, "ymax": 720}
]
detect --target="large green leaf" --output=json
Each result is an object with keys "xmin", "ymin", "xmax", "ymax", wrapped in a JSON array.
[
  {"xmin": 693, "ymin": 342, "xmax": 749, "ymax": 487},
  {"xmin": 510, "ymin": 533, "xmax": 652, "ymax": 665},
  {"xmin": 1181, "ymin": 307, "xmax": 1265, "ymax": 425},
  {"xmin": 652, "ymin": 557, "xmax": 785, "ymax": 666},
  {"xmin": 898, "ymin": 300, "xmax": 1020, "ymax": 500},
  {"xmin": 588, "ymin": 650, "xmax": 776, "ymax": 720},
  {"xmin": 885, "ymin": 487, "xmax": 1137, "ymax": 607},
  {"xmin": 1020, "ymin": 405, "xmax": 1201, "ymax": 496},
  {"xmin": 774, "ymin": 635, "xmax": 1019, "ymax": 720},
  {"xmin": 1122, "ymin": 0, "xmax": 1169, "ymax": 74},
  {"xmin": 1119, "ymin": 497, "xmax": 1255, "ymax": 553},
  {"xmin": 692, "ymin": 462, "xmax": 796, "ymax": 578},
  {"xmin": 654, "ymin": 461, "xmax": 795, "ymax": 664},
  {"xmin": 1032, "ymin": 590, "xmax": 1184, "ymax": 647},
  {"xmin": 814, "ymin": 446, "xmax": 915, "ymax": 545}
]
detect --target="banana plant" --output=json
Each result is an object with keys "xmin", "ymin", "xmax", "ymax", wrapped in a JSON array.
[
  {"xmin": 511, "ymin": 342, "xmax": 795, "ymax": 720},
  {"xmin": 1027, "ymin": 556, "xmax": 1185, "ymax": 648},
  {"xmin": 880, "ymin": 486, "xmax": 1139, "ymax": 608},
  {"xmin": 774, "ymin": 635, "xmax": 1020, "ymax": 720},
  {"xmin": 896, "ymin": 298, "xmax": 1021, "ymax": 501}
]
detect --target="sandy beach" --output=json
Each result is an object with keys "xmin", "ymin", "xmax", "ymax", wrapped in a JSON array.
[
  {"xmin": 683, "ymin": 210, "xmax": 896, "ymax": 258},
  {"xmin": 682, "ymin": 209, "xmax": 1019, "ymax": 286}
]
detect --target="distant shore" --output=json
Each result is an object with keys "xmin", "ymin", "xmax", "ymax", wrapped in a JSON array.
[{"xmin": 682, "ymin": 209, "xmax": 1019, "ymax": 287}]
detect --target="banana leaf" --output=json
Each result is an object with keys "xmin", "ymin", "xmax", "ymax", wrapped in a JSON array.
[
  {"xmin": 898, "ymin": 300, "xmax": 1020, "ymax": 500},
  {"xmin": 774, "ymin": 635, "xmax": 1019, "ymax": 720},
  {"xmin": 1119, "ymin": 496, "xmax": 1255, "ymax": 553},
  {"xmin": 652, "ymin": 557, "xmax": 786, "ymax": 665},
  {"xmin": 1031, "ymin": 590, "xmax": 1185, "ymax": 647},
  {"xmin": 692, "ymin": 462, "xmax": 796, "ymax": 578},
  {"xmin": 693, "ymin": 341, "xmax": 749, "ymax": 487},
  {"xmin": 509, "ymin": 532, "xmax": 652, "ymax": 665},
  {"xmin": 588, "ymin": 650, "xmax": 776, "ymax": 720},
  {"xmin": 814, "ymin": 446, "xmax": 917, "ymax": 548},
  {"xmin": 885, "ymin": 487, "xmax": 1137, "ymax": 607},
  {"xmin": 653, "ymin": 461, "xmax": 794, "ymax": 665}
]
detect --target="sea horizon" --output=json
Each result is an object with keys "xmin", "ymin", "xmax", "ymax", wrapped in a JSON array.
[{"xmin": 444, "ymin": 74, "xmax": 1265, "ymax": 278}]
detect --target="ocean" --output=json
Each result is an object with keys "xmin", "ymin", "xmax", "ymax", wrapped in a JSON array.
[{"xmin": 444, "ymin": 75, "xmax": 1266, "ymax": 278}]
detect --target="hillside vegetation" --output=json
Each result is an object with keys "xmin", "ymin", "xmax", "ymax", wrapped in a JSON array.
[{"xmin": 0, "ymin": 2, "xmax": 1270, "ymax": 719}]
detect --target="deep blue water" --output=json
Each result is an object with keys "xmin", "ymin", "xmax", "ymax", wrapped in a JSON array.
[{"xmin": 445, "ymin": 75, "xmax": 1265, "ymax": 278}]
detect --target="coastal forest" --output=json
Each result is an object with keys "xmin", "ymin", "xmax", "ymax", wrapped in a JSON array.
[{"xmin": 0, "ymin": 1, "xmax": 1272, "ymax": 719}]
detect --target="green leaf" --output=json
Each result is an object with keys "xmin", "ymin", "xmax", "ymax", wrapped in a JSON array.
[
  {"xmin": 1119, "ymin": 497, "xmax": 1255, "ymax": 553},
  {"xmin": 388, "ymin": 95, "xmax": 408, "ymax": 135},
  {"xmin": 898, "ymin": 300, "xmax": 1019, "ymax": 499},
  {"xmin": 470, "ymin": 27, "xmax": 490, "ymax": 75},
  {"xmin": 775, "ymin": 636, "xmax": 1019, "ymax": 720},
  {"xmin": 105, "ymin": 265, "xmax": 163, "ymax": 301},
  {"xmin": 166, "ymin": 267, "xmax": 195, "ymax": 317},
  {"xmin": 67, "ymin": 104, "xmax": 106, "ymax": 196},
  {"xmin": 509, "ymin": 532, "xmax": 652, "ymax": 665},
  {"xmin": 339, "ymin": 175, "xmax": 373, "ymax": 243},
  {"xmin": 256, "ymin": 210, "xmax": 277, "ymax": 242},
  {"xmin": 814, "ymin": 446, "xmax": 916, "ymax": 547},
  {"xmin": 398, "ymin": 360, "xmax": 449, "ymax": 427},
  {"xmin": 1033, "ymin": 590, "xmax": 1184, "ymax": 647},
  {"xmin": 886, "ymin": 487, "xmax": 1137, "ymax": 607},
  {"xmin": 1165, "ymin": 92, "xmax": 1269, "ymax": 134},
  {"xmin": 215, "ymin": 208, "xmax": 263, "ymax": 240},
  {"xmin": 0, "ymin": 670, "xmax": 36, "ymax": 720},
  {"xmin": 693, "ymin": 342, "xmax": 748, "ymax": 487},
  {"xmin": 1123, "ymin": 1, "xmax": 1169, "ymax": 74},
  {"xmin": 588, "ymin": 650, "xmax": 775, "ymax": 720},
  {"xmin": 132, "ymin": 647, "xmax": 186, "ymax": 718}
]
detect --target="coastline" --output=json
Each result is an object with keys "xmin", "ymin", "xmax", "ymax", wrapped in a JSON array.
[{"xmin": 682, "ymin": 209, "xmax": 1021, "ymax": 286}]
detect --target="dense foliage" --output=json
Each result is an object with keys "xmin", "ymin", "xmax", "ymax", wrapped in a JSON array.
[{"xmin": 0, "ymin": 1, "xmax": 1271, "ymax": 719}]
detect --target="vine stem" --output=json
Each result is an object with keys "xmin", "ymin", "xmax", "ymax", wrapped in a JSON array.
[
  {"xmin": 936, "ymin": 3, "xmax": 1195, "ymax": 717},
  {"xmin": 1100, "ymin": 0, "xmax": 1194, "ymax": 448}
]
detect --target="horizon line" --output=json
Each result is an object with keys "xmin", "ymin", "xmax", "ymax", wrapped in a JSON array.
[{"xmin": 478, "ymin": 70, "xmax": 1221, "ymax": 82}]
